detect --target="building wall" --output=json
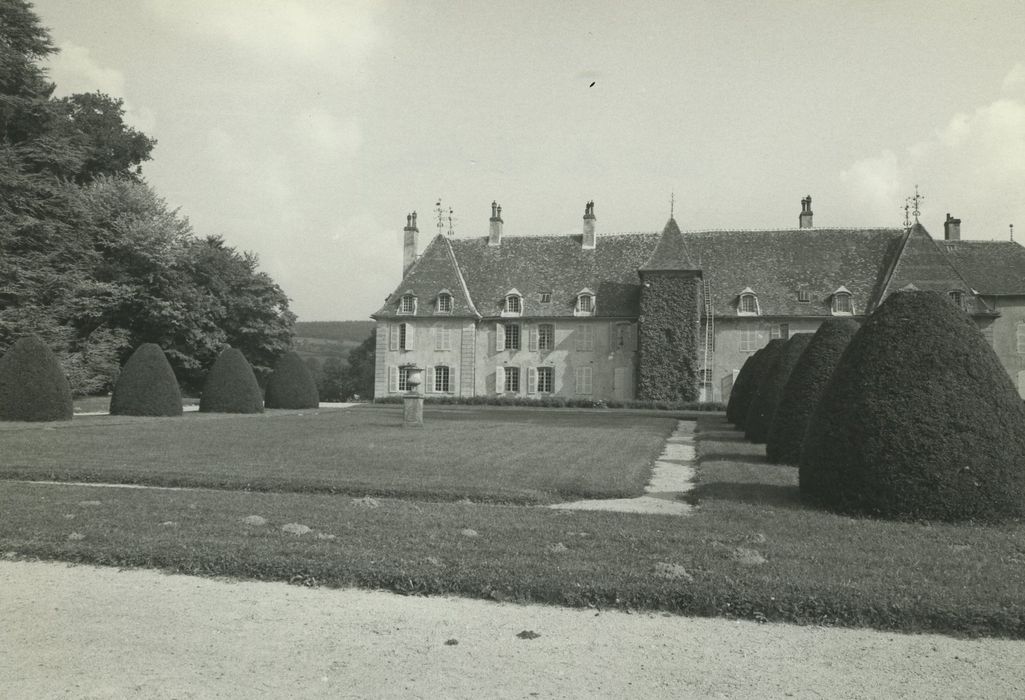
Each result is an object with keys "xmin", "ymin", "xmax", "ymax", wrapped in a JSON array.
[
  {"xmin": 374, "ymin": 318, "xmax": 477, "ymax": 398},
  {"xmin": 474, "ymin": 318, "xmax": 639, "ymax": 400},
  {"xmin": 977, "ymin": 296, "xmax": 1025, "ymax": 397}
]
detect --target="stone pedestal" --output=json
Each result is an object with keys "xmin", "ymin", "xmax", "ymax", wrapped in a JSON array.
[{"xmin": 402, "ymin": 395, "xmax": 424, "ymax": 428}]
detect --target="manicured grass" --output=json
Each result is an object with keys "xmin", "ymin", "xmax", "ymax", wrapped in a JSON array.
[
  {"xmin": 2, "ymin": 413, "xmax": 1023, "ymax": 638},
  {"xmin": 0, "ymin": 407, "xmax": 674, "ymax": 504}
]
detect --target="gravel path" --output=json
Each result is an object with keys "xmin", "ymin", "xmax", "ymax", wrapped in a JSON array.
[{"xmin": 3, "ymin": 560, "xmax": 1023, "ymax": 698}]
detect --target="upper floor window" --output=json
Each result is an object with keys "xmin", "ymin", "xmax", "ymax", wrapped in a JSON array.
[
  {"xmin": 504, "ymin": 322, "xmax": 521, "ymax": 350},
  {"xmin": 399, "ymin": 293, "xmax": 416, "ymax": 315},
  {"xmin": 538, "ymin": 323, "xmax": 555, "ymax": 351},
  {"xmin": 539, "ymin": 291, "xmax": 552, "ymax": 304},
  {"xmin": 502, "ymin": 289, "xmax": 523, "ymax": 316},
  {"xmin": 436, "ymin": 292, "xmax": 452, "ymax": 314},
  {"xmin": 770, "ymin": 323, "xmax": 790, "ymax": 341},
  {"xmin": 575, "ymin": 288, "xmax": 596, "ymax": 316},
  {"xmin": 575, "ymin": 324, "xmax": 595, "ymax": 352},
  {"xmin": 948, "ymin": 290, "xmax": 966, "ymax": 311},
  {"xmin": 831, "ymin": 287, "xmax": 853, "ymax": 315},
  {"xmin": 1016, "ymin": 322, "xmax": 1025, "ymax": 355},
  {"xmin": 737, "ymin": 288, "xmax": 759, "ymax": 315},
  {"xmin": 797, "ymin": 290, "xmax": 811, "ymax": 303}
]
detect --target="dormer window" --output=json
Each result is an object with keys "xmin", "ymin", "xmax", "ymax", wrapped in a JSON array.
[
  {"xmin": 399, "ymin": 293, "xmax": 417, "ymax": 315},
  {"xmin": 797, "ymin": 290, "xmax": 810, "ymax": 303},
  {"xmin": 539, "ymin": 291, "xmax": 552, "ymax": 304},
  {"xmin": 575, "ymin": 289, "xmax": 596, "ymax": 316},
  {"xmin": 831, "ymin": 287, "xmax": 854, "ymax": 315},
  {"xmin": 502, "ymin": 289, "xmax": 523, "ymax": 317},
  {"xmin": 948, "ymin": 290, "xmax": 967, "ymax": 311},
  {"xmin": 737, "ymin": 288, "xmax": 759, "ymax": 316},
  {"xmin": 436, "ymin": 291, "xmax": 452, "ymax": 314}
]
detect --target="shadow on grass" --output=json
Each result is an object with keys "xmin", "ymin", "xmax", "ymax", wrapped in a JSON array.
[
  {"xmin": 699, "ymin": 451, "xmax": 768, "ymax": 465},
  {"xmin": 690, "ymin": 480, "xmax": 806, "ymax": 510}
]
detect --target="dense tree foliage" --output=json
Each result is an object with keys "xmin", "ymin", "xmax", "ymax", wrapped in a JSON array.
[
  {"xmin": 0, "ymin": 334, "xmax": 73, "ymax": 421},
  {"xmin": 800, "ymin": 292, "xmax": 1025, "ymax": 522},
  {"xmin": 0, "ymin": 1, "xmax": 294, "ymax": 395}
]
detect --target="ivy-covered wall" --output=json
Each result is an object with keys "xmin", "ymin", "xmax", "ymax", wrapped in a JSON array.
[{"xmin": 637, "ymin": 270, "xmax": 701, "ymax": 400}]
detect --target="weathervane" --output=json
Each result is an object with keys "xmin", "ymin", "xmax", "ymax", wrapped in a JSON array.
[
  {"xmin": 435, "ymin": 199, "xmax": 455, "ymax": 236},
  {"xmin": 904, "ymin": 185, "xmax": 924, "ymax": 226}
]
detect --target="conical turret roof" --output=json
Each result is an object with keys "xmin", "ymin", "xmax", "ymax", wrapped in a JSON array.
[{"xmin": 640, "ymin": 217, "xmax": 699, "ymax": 271}]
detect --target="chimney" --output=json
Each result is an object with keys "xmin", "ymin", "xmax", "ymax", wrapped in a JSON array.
[
  {"xmin": 799, "ymin": 196, "xmax": 813, "ymax": 229},
  {"xmin": 944, "ymin": 213, "xmax": 961, "ymax": 241},
  {"xmin": 403, "ymin": 211, "xmax": 418, "ymax": 275},
  {"xmin": 488, "ymin": 201, "xmax": 503, "ymax": 246},
  {"xmin": 582, "ymin": 200, "xmax": 596, "ymax": 249}
]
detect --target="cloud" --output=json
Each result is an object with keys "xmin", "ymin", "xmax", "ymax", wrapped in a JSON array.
[
  {"xmin": 45, "ymin": 42, "xmax": 156, "ymax": 133},
  {"xmin": 840, "ymin": 64, "xmax": 1025, "ymax": 236},
  {"xmin": 145, "ymin": 0, "xmax": 384, "ymax": 75}
]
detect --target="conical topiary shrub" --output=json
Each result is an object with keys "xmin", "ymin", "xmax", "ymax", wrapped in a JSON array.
[
  {"xmin": 0, "ymin": 335, "xmax": 73, "ymax": 422},
  {"xmin": 800, "ymin": 291, "xmax": 1025, "ymax": 522},
  {"xmin": 199, "ymin": 347, "xmax": 264, "ymax": 414},
  {"xmin": 744, "ymin": 333, "xmax": 814, "ymax": 444},
  {"xmin": 726, "ymin": 347, "xmax": 767, "ymax": 428},
  {"xmin": 739, "ymin": 339, "xmax": 784, "ymax": 439},
  {"xmin": 767, "ymin": 319, "xmax": 859, "ymax": 465},
  {"xmin": 264, "ymin": 351, "xmax": 319, "ymax": 409},
  {"xmin": 109, "ymin": 343, "xmax": 183, "ymax": 417}
]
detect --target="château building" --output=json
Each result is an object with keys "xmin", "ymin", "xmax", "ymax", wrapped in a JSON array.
[{"xmin": 372, "ymin": 199, "xmax": 1025, "ymax": 401}]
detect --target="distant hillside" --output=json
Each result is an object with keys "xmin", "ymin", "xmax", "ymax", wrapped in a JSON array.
[{"xmin": 293, "ymin": 321, "xmax": 375, "ymax": 368}]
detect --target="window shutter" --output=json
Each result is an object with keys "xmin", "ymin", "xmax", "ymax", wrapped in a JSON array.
[
  {"xmin": 432, "ymin": 326, "xmax": 440, "ymax": 351},
  {"xmin": 528, "ymin": 325, "xmax": 538, "ymax": 352},
  {"xmin": 388, "ymin": 366, "xmax": 398, "ymax": 393},
  {"xmin": 573, "ymin": 367, "xmax": 580, "ymax": 393},
  {"xmin": 528, "ymin": 367, "xmax": 537, "ymax": 394},
  {"xmin": 451, "ymin": 364, "xmax": 459, "ymax": 395},
  {"xmin": 388, "ymin": 324, "xmax": 398, "ymax": 351},
  {"xmin": 495, "ymin": 366, "xmax": 505, "ymax": 394},
  {"xmin": 403, "ymin": 323, "xmax": 415, "ymax": 350},
  {"xmin": 426, "ymin": 366, "xmax": 434, "ymax": 393},
  {"xmin": 495, "ymin": 322, "xmax": 505, "ymax": 352}
]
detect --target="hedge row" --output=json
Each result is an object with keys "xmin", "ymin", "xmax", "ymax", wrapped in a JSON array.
[{"xmin": 375, "ymin": 394, "xmax": 725, "ymax": 411}]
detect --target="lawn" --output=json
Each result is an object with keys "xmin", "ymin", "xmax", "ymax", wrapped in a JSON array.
[
  {"xmin": 2, "ymin": 411, "xmax": 1023, "ymax": 638},
  {"xmin": 0, "ymin": 406, "xmax": 675, "ymax": 504}
]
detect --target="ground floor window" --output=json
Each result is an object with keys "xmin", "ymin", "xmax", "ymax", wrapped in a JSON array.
[
  {"xmin": 434, "ymin": 365, "xmax": 451, "ymax": 393},
  {"xmin": 504, "ymin": 366, "xmax": 520, "ymax": 393},
  {"xmin": 537, "ymin": 366, "xmax": 554, "ymax": 393},
  {"xmin": 574, "ymin": 366, "xmax": 593, "ymax": 395},
  {"xmin": 398, "ymin": 366, "xmax": 411, "ymax": 392}
]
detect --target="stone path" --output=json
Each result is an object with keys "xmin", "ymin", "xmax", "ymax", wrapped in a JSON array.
[{"xmin": 549, "ymin": 420, "xmax": 696, "ymax": 515}]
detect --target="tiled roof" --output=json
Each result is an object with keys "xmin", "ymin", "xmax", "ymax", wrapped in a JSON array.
[
  {"xmin": 373, "ymin": 235, "xmax": 478, "ymax": 319},
  {"xmin": 879, "ymin": 224, "xmax": 992, "ymax": 314},
  {"xmin": 938, "ymin": 240, "xmax": 1025, "ymax": 295},
  {"xmin": 640, "ymin": 218, "xmax": 698, "ymax": 271},
  {"xmin": 375, "ymin": 224, "xmax": 1006, "ymax": 320}
]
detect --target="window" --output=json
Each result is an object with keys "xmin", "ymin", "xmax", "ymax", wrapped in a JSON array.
[
  {"xmin": 575, "ymin": 324, "xmax": 595, "ymax": 352},
  {"xmin": 504, "ymin": 366, "xmax": 520, "ymax": 393},
  {"xmin": 738, "ymin": 293, "xmax": 758, "ymax": 315},
  {"xmin": 538, "ymin": 323, "xmax": 554, "ymax": 351},
  {"xmin": 434, "ymin": 366, "xmax": 451, "ymax": 393},
  {"xmin": 797, "ymin": 290, "xmax": 810, "ymax": 303},
  {"xmin": 574, "ymin": 366, "xmax": 593, "ymax": 395},
  {"xmin": 540, "ymin": 292, "xmax": 552, "ymax": 304},
  {"xmin": 398, "ymin": 366, "xmax": 412, "ymax": 392},
  {"xmin": 831, "ymin": 292, "xmax": 853, "ymax": 315},
  {"xmin": 504, "ymin": 323, "xmax": 520, "ymax": 350},
  {"xmin": 437, "ymin": 293, "xmax": 452, "ymax": 314},
  {"xmin": 739, "ymin": 329, "xmax": 760, "ymax": 352},
  {"xmin": 770, "ymin": 323, "xmax": 790, "ymax": 341},
  {"xmin": 434, "ymin": 326, "xmax": 452, "ymax": 351},
  {"xmin": 505, "ymin": 294, "xmax": 521, "ymax": 314},
  {"xmin": 575, "ymin": 292, "xmax": 595, "ymax": 315},
  {"xmin": 699, "ymin": 368, "xmax": 714, "ymax": 383},
  {"xmin": 537, "ymin": 366, "xmax": 554, "ymax": 393},
  {"xmin": 1017, "ymin": 322, "xmax": 1025, "ymax": 355},
  {"xmin": 614, "ymin": 322, "xmax": 635, "ymax": 350},
  {"xmin": 399, "ymin": 294, "xmax": 416, "ymax": 314},
  {"xmin": 948, "ymin": 290, "xmax": 966, "ymax": 310}
]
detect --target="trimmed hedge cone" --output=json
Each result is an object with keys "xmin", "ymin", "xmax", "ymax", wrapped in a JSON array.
[
  {"xmin": 740, "ymin": 339, "xmax": 784, "ymax": 438},
  {"xmin": 744, "ymin": 333, "xmax": 814, "ymax": 445},
  {"xmin": 110, "ymin": 343, "xmax": 183, "ymax": 417},
  {"xmin": 0, "ymin": 335, "xmax": 74, "ymax": 421},
  {"xmin": 264, "ymin": 351, "xmax": 319, "ymax": 409},
  {"xmin": 800, "ymin": 291, "xmax": 1025, "ymax": 522},
  {"xmin": 199, "ymin": 347, "xmax": 264, "ymax": 414},
  {"xmin": 767, "ymin": 319, "xmax": 859, "ymax": 465},
  {"xmin": 726, "ymin": 347, "xmax": 766, "ymax": 428}
]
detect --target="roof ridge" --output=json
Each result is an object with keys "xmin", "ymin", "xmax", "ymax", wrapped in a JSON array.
[{"xmin": 445, "ymin": 237, "xmax": 481, "ymax": 318}]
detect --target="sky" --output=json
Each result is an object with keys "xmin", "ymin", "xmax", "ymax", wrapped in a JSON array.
[{"xmin": 31, "ymin": 0, "xmax": 1025, "ymax": 321}]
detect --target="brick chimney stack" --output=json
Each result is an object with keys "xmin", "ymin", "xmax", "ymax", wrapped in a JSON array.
[
  {"xmin": 582, "ymin": 200, "xmax": 596, "ymax": 250},
  {"xmin": 403, "ymin": 211, "xmax": 418, "ymax": 275},
  {"xmin": 488, "ymin": 201, "xmax": 503, "ymax": 246},
  {"xmin": 944, "ymin": 213, "xmax": 961, "ymax": 241},
  {"xmin": 799, "ymin": 196, "xmax": 813, "ymax": 229}
]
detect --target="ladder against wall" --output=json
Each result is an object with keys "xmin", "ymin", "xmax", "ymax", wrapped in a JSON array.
[{"xmin": 700, "ymin": 280, "xmax": 715, "ymax": 401}]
